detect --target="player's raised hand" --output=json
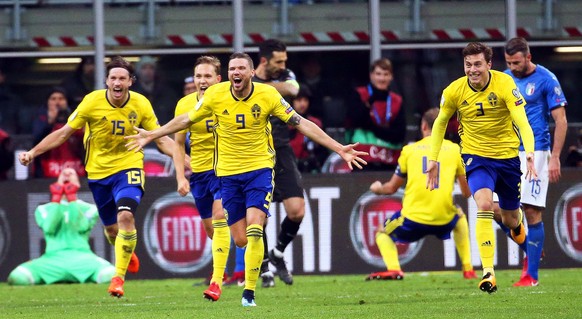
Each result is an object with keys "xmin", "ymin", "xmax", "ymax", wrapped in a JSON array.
[
  {"xmin": 425, "ymin": 160, "xmax": 439, "ymax": 190},
  {"xmin": 18, "ymin": 151, "xmax": 34, "ymax": 166},
  {"xmin": 125, "ymin": 126, "xmax": 153, "ymax": 152},
  {"xmin": 338, "ymin": 142, "xmax": 368, "ymax": 170}
]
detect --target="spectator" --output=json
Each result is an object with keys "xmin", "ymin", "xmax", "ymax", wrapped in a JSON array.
[
  {"xmin": 132, "ymin": 55, "xmax": 179, "ymax": 125},
  {"xmin": 565, "ymin": 129, "xmax": 582, "ymax": 168},
  {"xmin": 32, "ymin": 86, "xmax": 85, "ymax": 178},
  {"xmin": 0, "ymin": 64, "xmax": 24, "ymax": 134},
  {"xmin": 183, "ymin": 75, "xmax": 196, "ymax": 96},
  {"xmin": 7, "ymin": 168, "xmax": 115, "ymax": 285},
  {"xmin": 0, "ymin": 128, "xmax": 14, "ymax": 180},
  {"xmin": 346, "ymin": 58, "xmax": 406, "ymax": 170},
  {"xmin": 289, "ymin": 85, "xmax": 328, "ymax": 173},
  {"xmin": 60, "ymin": 57, "xmax": 95, "ymax": 110}
]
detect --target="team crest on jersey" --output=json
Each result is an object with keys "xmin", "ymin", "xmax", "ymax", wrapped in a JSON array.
[
  {"xmin": 487, "ymin": 92, "xmax": 498, "ymax": 106},
  {"xmin": 554, "ymin": 86, "xmax": 562, "ymax": 96},
  {"xmin": 251, "ymin": 104, "xmax": 261, "ymax": 120},
  {"xmin": 526, "ymin": 83, "xmax": 535, "ymax": 95},
  {"xmin": 128, "ymin": 111, "xmax": 138, "ymax": 126}
]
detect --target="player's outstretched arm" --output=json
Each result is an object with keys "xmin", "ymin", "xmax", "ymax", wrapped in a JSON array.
[
  {"xmin": 370, "ymin": 173, "xmax": 405, "ymax": 195},
  {"xmin": 19, "ymin": 124, "xmax": 77, "ymax": 166},
  {"xmin": 291, "ymin": 113, "xmax": 368, "ymax": 169},
  {"xmin": 125, "ymin": 113, "xmax": 192, "ymax": 152}
]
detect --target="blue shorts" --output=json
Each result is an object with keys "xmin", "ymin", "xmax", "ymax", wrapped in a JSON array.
[
  {"xmin": 220, "ymin": 168, "xmax": 273, "ymax": 226},
  {"xmin": 462, "ymin": 154, "xmax": 521, "ymax": 210},
  {"xmin": 88, "ymin": 169, "xmax": 144, "ymax": 226},
  {"xmin": 386, "ymin": 211, "xmax": 459, "ymax": 243},
  {"xmin": 190, "ymin": 170, "xmax": 221, "ymax": 220}
]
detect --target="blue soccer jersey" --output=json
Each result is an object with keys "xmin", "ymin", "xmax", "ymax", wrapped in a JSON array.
[{"xmin": 504, "ymin": 65, "xmax": 567, "ymax": 151}]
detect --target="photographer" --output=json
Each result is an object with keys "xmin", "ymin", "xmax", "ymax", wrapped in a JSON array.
[{"xmin": 32, "ymin": 87, "xmax": 85, "ymax": 178}]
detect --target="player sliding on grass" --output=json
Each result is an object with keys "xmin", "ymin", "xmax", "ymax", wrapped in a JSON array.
[
  {"xmin": 19, "ymin": 56, "xmax": 178, "ymax": 298},
  {"xmin": 125, "ymin": 52, "xmax": 368, "ymax": 307},
  {"xmin": 367, "ymin": 108, "xmax": 477, "ymax": 281}
]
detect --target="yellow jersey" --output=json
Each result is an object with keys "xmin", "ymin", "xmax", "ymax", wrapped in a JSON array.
[
  {"xmin": 68, "ymin": 90, "xmax": 160, "ymax": 179},
  {"xmin": 175, "ymin": 92, "xmax": 216, "ymax": 173},
  {"xmin": 188, "ymin": 82, "xmax": 295, "ymax": 176},
  {"xmin": 400, "ymin": 137, "xmax": 465, "ymax": 225},
  {"xmin": 433, "ymin": 70, "xmax": 532, "ymax": 159}
]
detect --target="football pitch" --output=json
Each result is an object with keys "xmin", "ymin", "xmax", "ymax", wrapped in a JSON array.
[{"xmin": 2, "ymin": 268, "xmax": 581, "ymax": 319}]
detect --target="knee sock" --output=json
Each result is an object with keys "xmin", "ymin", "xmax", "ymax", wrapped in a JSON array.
[
  {"xmin": 375, "ymin": 231, "xmax": 401, "ymax": 271},
  {"xmin": 114, "ymin": 229, "xmax": 137, "ymax": 279},
  {"xmin": 476, "ymin": 211, "xmax": 495, "ymax": 275},
  {"xmin": 234, "ymin": 246, "xmax": 246, "ymax": 273},
  {"xmin": 275, "ymin": 217, "xmax": 301, "ymax": 253},
  {"xmin": 244, "ymin": 224, "xmax": 264, "ymax": 291},
  {"xmin": 452, "ymin": 214, "xmax": 473, "ymax": 272},
  {"xmin": 526, "ymin": 222, "xmax": 544, "ymax": 280},
  {"xmin": 104, "ymin": 228, "xmax": 116, "ymax": 246},
  {"xmin": 211, "ymin": 219, "xmax": 231, "ymax": 286}
]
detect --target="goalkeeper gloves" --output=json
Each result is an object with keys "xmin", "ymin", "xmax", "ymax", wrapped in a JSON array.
[
  {"xmin": 63, "ymin": 182, "xmax": 79, "ymax": 202},
  {"xmin": 49, "ymin": 182, "xmax": 64, "ymax": 203}
]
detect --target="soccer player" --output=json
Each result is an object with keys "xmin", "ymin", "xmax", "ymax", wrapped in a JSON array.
[
  {"xmin": 498, "ymin": 37, "xmax": 568, "ymax": 287},
  {"xmin": 172, "ymin": 56, "xmax": 230, "ymax": 301},
  {"xmin": 426, "ymin": 42, "xmax": 537, "ymax": 294},
  {"xmin": 366, "ymin": 108, "xmax": 476, "ymax": 281},
  {"xmin": 8, "ymin": 168, "xmax": 115, "ymax": 285},
  {"xmin": 253, "ymin": 38, "xmax": 302, "ymax": 287},
  {"xmin": 18, "ymin": 56, "xmax": 177, "ymax": 298},
  {"xmin": 125, "ymin": 52, "xmax": 368, "ymax": 307}
]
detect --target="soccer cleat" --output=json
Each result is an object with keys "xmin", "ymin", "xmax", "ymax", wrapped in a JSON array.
[
  {"xmin": 268, "ymin": 249, "xmax": 293, "ymax": 285},
  {"xmin": 261, "ymin": 271, "xmax": 275, "ymax": 288},
  {"xmin": 127, "ymin": 252, "xmax": 140, "ymax": 274},
  {"xmin": 203, "ymin": 282, "xmax": 222, "ymax": 301},
  {"xmin": 463, "ymin": 270, "xmax": 478, "ymax": 279},
  {"xmin": 478, "ymin": 272, "xmax": 497, "ymax": 294},
  {"xmin": 513, "ymin": 274, "xmax": 539, "ymax": 287},
  {"xmin": 510, "ymin": 210, "xmax": 526, "ymax": 245},
  {"xmin": 365, "ymin": 270, "xmax": 404, "ymax": 281},
  {"xmin": 241, "ymin": 289, "xmax": 256, "ymax": 307},
  {"xmin": 223, "ymin": 271, "xmax": 245, "ymax": 287},
  {"xmin": 108, "ymin": 276, "xmax": 125, "ymax": 298}
]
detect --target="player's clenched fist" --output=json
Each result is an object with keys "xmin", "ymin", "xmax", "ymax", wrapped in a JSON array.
[{"xmin": 18, "ymin": 151, "xmax": 34, "ymax": 166}]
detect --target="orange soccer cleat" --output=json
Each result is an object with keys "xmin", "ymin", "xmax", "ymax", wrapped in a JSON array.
[
  {"xmin": 127, "ymin": 252, "xmax": 140, "ymax": 274},
  {"xmin": 513, "ymin": 274, "xmax": 539, "ymax": 287},
  {"xmin": 365, "ymin": 270, "xmax": 405, "ymax": 281},
  {"xmin": 108, "ymin": 276, "xmax": 125, "ymax": 298},
  {"xmin": 463, "ymin": 270, "xmax": 478, "ymax": 279},
  {"xmin": 478, "ymin": 272, "xmax": 497, "ymax": 294}
]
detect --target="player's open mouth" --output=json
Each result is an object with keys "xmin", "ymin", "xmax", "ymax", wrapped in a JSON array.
[{"xmin": 233, "ymin": 77, "xmax": 242, "ymax": 84}]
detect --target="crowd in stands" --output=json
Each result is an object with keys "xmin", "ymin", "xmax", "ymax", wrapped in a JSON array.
[{"xmin": 0, "ymin": 52, "xmax": 580, "ymax": 180}]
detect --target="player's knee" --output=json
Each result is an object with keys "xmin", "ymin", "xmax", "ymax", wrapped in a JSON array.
[
  {"xmin": 8, "ymin": 267, "xmax": 35, "ymax": 286},
  {"xmin": 234, "ymin": 237, "xmax": 248, "ymax": 248}
]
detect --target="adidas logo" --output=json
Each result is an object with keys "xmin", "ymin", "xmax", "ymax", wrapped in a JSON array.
[
  {"xmin": 251, "ymin": 267, "xmax": 260, "ymax": 272},
  {"xmin": 216, "ymin": 248, "xmax": 224, "ymax": 253},
  {"xmin": 481, "ymin": 240, "xmax": 493, "ymax": 247},
  {"xmin": 222, "ymin": 109, "xmax": 229, "ymax": 115},
  {"xmin": 101, "ymin": 116, "xmax": 108, "ymax": 121},
  {"xmin": 461, "ymin": 100, "xmax": 469, "ymax": 106}
]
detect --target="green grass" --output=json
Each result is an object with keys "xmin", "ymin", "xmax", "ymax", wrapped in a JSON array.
[{"xmin": 2, "ymin": 269, "xmax": 582, "ymax": 319}]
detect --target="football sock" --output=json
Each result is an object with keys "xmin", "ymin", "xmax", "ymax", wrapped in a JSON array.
[
  {"xmin": 275, "ymin": 217, "xmax": 301, "ymax": 252},
  {"xmin": 244, "ymin": 224, "xmax": 264, "ymax": 291},
  {"xmin": 211, "ymin": 218, "xmax": 230, "ymax": 287},
  {"xmin": 452, "ymin": 213, "xmax": 473, "ymax": 271},
  {"xmin": 104, "ymin": 228, "xmax": 116, "ymax": 246},
  {"xmin": 476, "ymin": 211, "xmax": 495, "ymax": 273},
  {"xmin": 234, "ymin": 246, "xmax": 246, "ymax": 273},
  {"xmin": 261, "ymin": 230, "xmax": 269, "ymax": 269},
  {"xmin": 526, "ymin": 222, "xmax": 544, "ymax": 280},
  {"xmin": 114, "ymin": 229, "xmax": 137, "ymax": 280},
  {"xmin": 375, "ymin": 231, "xmax": 401, "ymax": 271}
]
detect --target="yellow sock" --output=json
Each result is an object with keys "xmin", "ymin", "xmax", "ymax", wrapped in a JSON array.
[
  {"xmin": 476, "ymin": 211, "xmax": 495, "ymax": 274},
  {"xmin": 104, "ymin": 228, "xmax": 116, "ymax": 246},
  {"xmin": 244, "ymin": 224, "xmax": 264, "ymax": 292},
  {"xmin": 211, "ymin": 219, "xmax": 230, "ymax": 287},
  {"xmin": 375, "ymin": 231, "xmax": 401, "ymax": 271},
  {"xmin": 114, "ymin": 229, "xmax": 137, "ymax": 279},
  {"xmin": 452, "ymin": 213, "xmax": 473, "ymax": 271}
]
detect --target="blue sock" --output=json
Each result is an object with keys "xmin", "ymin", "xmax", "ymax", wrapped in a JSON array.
[
  {"xmin": 496, "ymin": 219, "xmax": 527, "ymax": 252},
  {"xmin": 234, "ymin": 246, "xmax": 246, "ymax": 273},
  {"xmin": 526, "ymin": 222, "xmax": 544, "ymax": 280}
]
